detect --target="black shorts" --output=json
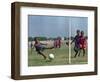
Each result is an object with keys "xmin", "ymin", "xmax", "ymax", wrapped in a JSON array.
[{"xmin": 35, "ymin": 46, "xmax": 45, "ymax": 52}]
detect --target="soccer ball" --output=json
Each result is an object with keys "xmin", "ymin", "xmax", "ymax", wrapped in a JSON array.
[{"xmin": 49, "ymin": 54, "xmax": 54, "ymax": 60}]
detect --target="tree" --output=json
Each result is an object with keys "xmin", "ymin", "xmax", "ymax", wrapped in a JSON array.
[
  {"xmin": 35, "ymin": 37, "xmax": 47, "ymax": 41},
  {"xmin": 28, "ymin": 37, "xmax": 33, "ymax": 41}
]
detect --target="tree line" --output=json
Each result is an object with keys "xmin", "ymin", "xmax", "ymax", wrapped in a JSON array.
[{"xmin": 28, "ymin": 36, "xmax": 88, "ymax": 41}]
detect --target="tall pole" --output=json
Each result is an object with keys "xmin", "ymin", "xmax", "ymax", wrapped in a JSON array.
[{"xmin": 69, "ymin": 18, "xmax": 71, "ymax": 64}]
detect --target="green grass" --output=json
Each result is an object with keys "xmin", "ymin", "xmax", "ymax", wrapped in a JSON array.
[{"xmin": 28, "ymin": 42, "xmax": 88, "ymax": 66}]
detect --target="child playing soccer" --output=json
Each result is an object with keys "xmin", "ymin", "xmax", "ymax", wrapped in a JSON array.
[
  {"xmin": 78, "ymin": 31, "xmax": 87, "ymax": 56},
  {"xmin": 54, "ymin": 37, "xmax": 61, "ymax": 48},
  {"xmin": 34, "ymin": 37, "xmax": 54, "ymax": 59},
  {"xmin": 71, "ymin": 30, "xmax": 81, "ymax": 57}
]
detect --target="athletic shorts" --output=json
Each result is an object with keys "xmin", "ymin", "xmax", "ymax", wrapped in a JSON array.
[{"xmin": 35, "ymin": 45, "xmax": 46, "ymax": 52}]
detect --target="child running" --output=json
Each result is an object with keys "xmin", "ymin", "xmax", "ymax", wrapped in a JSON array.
[
  {"xmin": 78, "ymin": 31, "xmax": 87, "ymax": 56},
  {"xmin": 71, "ymin": 30, "xmax": 81, "ymax": 57}
]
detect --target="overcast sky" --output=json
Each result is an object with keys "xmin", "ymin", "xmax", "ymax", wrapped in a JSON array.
[{"xmin": 28, "ymin": 15, "xmax": 88, "ymax": 38}]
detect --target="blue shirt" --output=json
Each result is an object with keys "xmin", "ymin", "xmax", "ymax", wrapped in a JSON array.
[{"xmin": 74, "ymin": 35, "xmax": 80, "ymax": 48}]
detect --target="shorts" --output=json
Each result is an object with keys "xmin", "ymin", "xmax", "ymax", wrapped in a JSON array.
[
  {"xmin": 35, "ymin": 45, "xmax": 46, "ymax": 52},
  {"xmin": 80, "ymin": 44, "xmax": 86, "ymax": 49}
]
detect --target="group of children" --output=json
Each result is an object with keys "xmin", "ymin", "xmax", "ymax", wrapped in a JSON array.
[
  {"xmin": 70, "ymin": 30, "xmax": 87, "ymax": 58},
  {"xmin": 30, "ymin": 30, "xmax": 87, "ymax": 59},
  {"xmin": 54, "ymin": 37, "xmax": 61, "ymax": 48}
]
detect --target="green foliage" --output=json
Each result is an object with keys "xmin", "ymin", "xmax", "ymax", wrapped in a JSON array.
[
  {"xmin": 28, "ymin": 37, "xmax": 34, "ymax": 41},
  {"xmin": 36, "ymin": 37, "xmax": 47, "ymax": 41}
]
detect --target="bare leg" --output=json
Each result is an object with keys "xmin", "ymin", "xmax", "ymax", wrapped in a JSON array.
[
  {"xmin": 74, "ymin": 47, "xmax": 78, "ymax": 58},
  {"xmin": 74, "ymin": 51, "xmax": 78, "ymax": 58},
  {"xmin": 78, "ymin": 49, "xmax": 81, "ymax": 56},
  {"xmin": 37, "ymin": 51, "xmax": 46, "ymax": 59},
  {"xmin": 59, "ymin": 44, "xmax": 61, "ymax": 48},
  {"xmin": 44, "ymin": 46, "xmax": 54, "ymax": 49},
  {"xmin": 83, "ymin": 49, "xmax": 85, "ymax": 56}
]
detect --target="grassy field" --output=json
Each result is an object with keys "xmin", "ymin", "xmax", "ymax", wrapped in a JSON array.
[{"xmin": 28, "ymin": 41, "xmax": 88, "ymax": 66}]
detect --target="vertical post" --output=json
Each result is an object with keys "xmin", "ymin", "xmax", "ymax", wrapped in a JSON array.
[{"xmin": 69, "ymin": 18, "xmax": 71, "ymax": 64}]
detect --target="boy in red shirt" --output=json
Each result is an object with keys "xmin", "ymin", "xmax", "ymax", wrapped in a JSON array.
[{"xmin": 79, "ymin": 31, "xmax": 87, "ymax": 56}]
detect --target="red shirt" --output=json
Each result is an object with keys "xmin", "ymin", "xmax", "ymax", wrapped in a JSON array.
[{"xmin": 79, "ymin": 36, "xmax": 87, "ymax": 49}]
